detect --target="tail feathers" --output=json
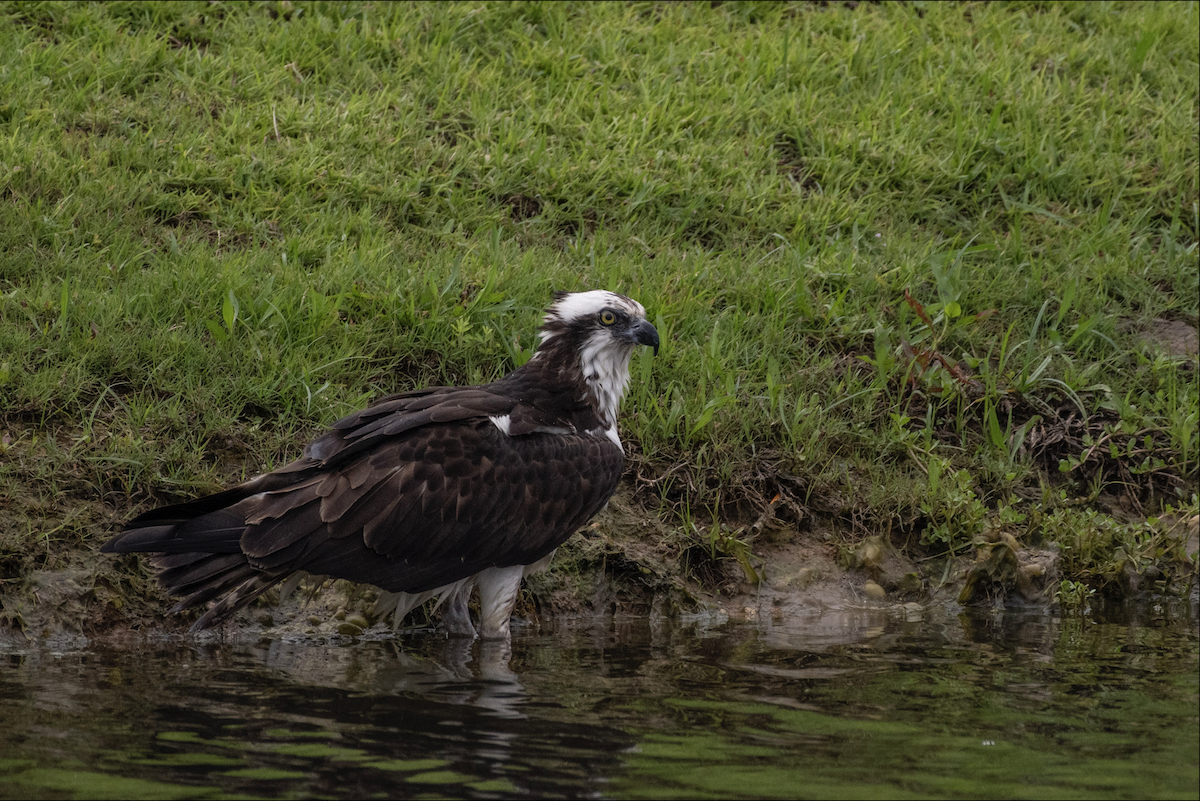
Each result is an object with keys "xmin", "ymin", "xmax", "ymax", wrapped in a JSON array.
[
  {"xmin": 169, "ymin": 564, "xmax": 259, "ymax": 616},
  {"xmin": 103, "ymin": 508, "xmax": 245, "ymax": 554},
  {"xmin": 156, "ymin": 550, "xmax": 285, "ymax": 630},
  {"xmin": 142, "ymin": 549, "xmax": 285, "ymax": 631},
  {"xmin": 122, "ymin": 466, "xmax": 308, "ymax": 527},
  {"xmin": 157, "ymin": 552, "xmax": 254, "ymax": 599},
  {"xmin": 189, "ymin": 574, "xmax": 284, "ymax": 632},
  {"xmin": 101, "ymin": 525, "xmax": 176, "ymax": 553},
  {"xmin": 107, "ymin": 490, "xmax": 297, "ymax": 631},
  {"xmin": 125, "ymin": 484, "xmax": 259, "ymax": 526}
]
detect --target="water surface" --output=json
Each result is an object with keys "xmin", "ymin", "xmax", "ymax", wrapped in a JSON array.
[{"xmin": 1, "ymin": 603, "xmax": 1196, "ymax": 799}]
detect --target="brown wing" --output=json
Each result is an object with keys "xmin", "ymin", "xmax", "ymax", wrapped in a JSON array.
[
  {"xmin": 234, "ymin": 419, "xmax": 623, "ymax": 594},
  {"xmin": 301, "ymin": 387, "xmax": 515, "ymax": 464},
  {"xmin": 105, "ymin": 386, "xmax": 517, "ymax": 550}
]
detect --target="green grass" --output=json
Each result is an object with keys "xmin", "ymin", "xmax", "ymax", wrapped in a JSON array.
[{"xmin": 0, "ymin": 1, "xmax": 1197, "ymax": 615}]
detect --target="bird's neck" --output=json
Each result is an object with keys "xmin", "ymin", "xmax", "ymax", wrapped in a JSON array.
[{"xmin": 502, "ymin": 334, "xmax": 631, "ymax": 434}]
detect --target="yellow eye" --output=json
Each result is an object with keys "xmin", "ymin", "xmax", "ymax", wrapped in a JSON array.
[{"xmin": 600, "ymin": 310, "xmax": 616, "ymax": 325}]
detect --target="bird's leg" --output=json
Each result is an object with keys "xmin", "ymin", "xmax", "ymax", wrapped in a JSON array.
[
  {"xmin": 439, "ymin": 580, "xmax": 476, "ymax": 639},
  {"xmin": 474, "ymin": 565, "xmax": 525, "ymax": 641}
]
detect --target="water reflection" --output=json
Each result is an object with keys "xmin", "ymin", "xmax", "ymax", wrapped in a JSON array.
[
  {"xmin": 256, "ymin": 636, "xmax": 529, "ymax": 719},
  {"xmin": 0, "ymin": 602, "xmax": 1195, "ymax": 799}
]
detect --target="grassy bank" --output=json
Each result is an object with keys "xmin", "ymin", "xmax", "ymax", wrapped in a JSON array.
[{"xmin": 1, "ymin": 1, "xmax": 1197, "ymax": 630}]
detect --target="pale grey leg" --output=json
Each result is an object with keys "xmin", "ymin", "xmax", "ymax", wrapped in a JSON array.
[{"xmin": 475, "ymin": 565, "xmax": 525, "ymax": 641}]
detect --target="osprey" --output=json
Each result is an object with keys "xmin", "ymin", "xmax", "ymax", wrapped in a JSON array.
[{"xmin": 102, "ymin": 290, "xmax": 659, "ymax": 639}]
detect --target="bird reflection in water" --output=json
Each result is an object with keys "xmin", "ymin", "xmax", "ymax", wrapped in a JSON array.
[{"xmin": 258, "ymin": 633, "xmax": 529, "ymax": 720}]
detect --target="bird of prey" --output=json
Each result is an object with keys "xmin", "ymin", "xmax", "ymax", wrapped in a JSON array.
[{"xmin": 102, "ymin": 290, "xmax": 659, "ymax": 639}]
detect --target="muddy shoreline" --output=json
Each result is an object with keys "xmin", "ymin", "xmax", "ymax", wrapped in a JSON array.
[{"xmin": 4, "ymin": 489, "xmax": 1196, "ymax": 646}]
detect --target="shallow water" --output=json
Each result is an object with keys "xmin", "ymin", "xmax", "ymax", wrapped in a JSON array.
[{"xmin": 1, "ymin": 603, "xmax": 1196, "ymax": 800}]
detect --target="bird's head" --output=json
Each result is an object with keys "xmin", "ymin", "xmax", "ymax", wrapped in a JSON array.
[{"xmin": 533, "ymin": 290, "xmax": 659, "ymax": 427}]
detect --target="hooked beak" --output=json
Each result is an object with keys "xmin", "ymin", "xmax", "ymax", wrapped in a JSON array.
[{"xmin": 626, "ymin": 319, "xmax": 660, "ymax": 356}]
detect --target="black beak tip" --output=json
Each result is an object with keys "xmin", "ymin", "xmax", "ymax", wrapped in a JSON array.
[{"xmin": 634, "ymin": 319, "xmax": 660, "ymax": 356}]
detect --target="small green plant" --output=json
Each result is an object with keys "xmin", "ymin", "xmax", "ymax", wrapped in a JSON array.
[
  {"xmin": 920, "ymin": 464, "xmax": 988, "ymax": 552},
  {"xmin": 1055, "ymin": 579, "xmax": 1095, "ymax": 610},
  {"xmin": 675, "ymin": 517, "xmax": 762, "ymax": 589},
  {"xmin": 994, "ymin": 504, "xmax": 1027, "ymax": 528},
  {"xmin": 1041, "ymin": 502, "xmax": 1198, "ymax": 596},
  {"xmin": 709, "ymin": 523, "xmax": 762, "ymax": 586}
]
